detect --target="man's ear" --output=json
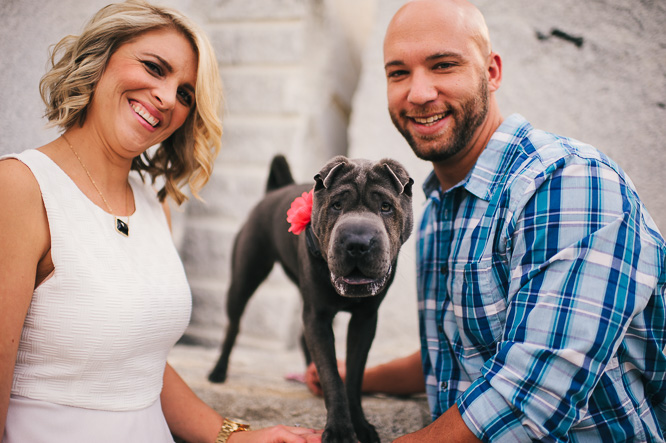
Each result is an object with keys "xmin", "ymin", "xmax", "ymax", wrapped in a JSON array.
[{"xmin": 487, "ymin": 51, "xmax": 502, "ymax": 92}]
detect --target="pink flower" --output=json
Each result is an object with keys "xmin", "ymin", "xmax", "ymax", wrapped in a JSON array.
[{"xmin": 287, "ymin": 189, "xmax": 313, "ymax": 235}]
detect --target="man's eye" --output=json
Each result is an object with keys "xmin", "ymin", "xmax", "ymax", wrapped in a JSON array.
[
  {"xmin": 178, "ymin": 89, "xmax": 194, "ymax": 107},
  {"xmin": 143, "ymin": 61, "xmax": 163, "ymax": 76},
  {"xmin": 434, "ymin": 62, "xmax": 455, "ymax": 70},
  {"xmin": 387, "ymin": 69, "xmax": 408, "ymax": 79}
]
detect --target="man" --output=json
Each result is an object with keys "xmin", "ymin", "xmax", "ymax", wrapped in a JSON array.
[{"xmin": 306, "ymin": 0, "xmax": 666, "ymax": 441}]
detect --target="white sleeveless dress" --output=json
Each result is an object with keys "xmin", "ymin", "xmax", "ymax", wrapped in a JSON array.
[{"xmin": 2, "ymin": 150, "xmax": 192, "ymax": 443}]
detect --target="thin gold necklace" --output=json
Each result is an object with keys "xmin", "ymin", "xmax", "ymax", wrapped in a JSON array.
[{"xmin": 61, "ymin": 134, "xmax": 131, "ymax": 237}]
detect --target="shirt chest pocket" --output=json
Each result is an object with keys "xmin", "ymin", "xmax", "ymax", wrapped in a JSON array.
[{"xmin": 450, "ymin": 257, "xmax": 508, "ymax": 351}]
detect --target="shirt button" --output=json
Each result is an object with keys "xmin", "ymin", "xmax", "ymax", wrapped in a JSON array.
[
  {"xmin": 440, "ymin": 381, "xmax": 448, "ymax": 390},
  {"xmin": 437, "ymin": 325, "xmax": 444, "ymax": 334},
  {"xmin": 440, "ymin": 264, "xmax": 448, "ymax": 274}
]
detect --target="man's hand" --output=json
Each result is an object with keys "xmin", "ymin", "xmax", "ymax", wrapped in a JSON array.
[{"xmin": 304, "ymin": 361, "xmax": 346, "ymax": 397}]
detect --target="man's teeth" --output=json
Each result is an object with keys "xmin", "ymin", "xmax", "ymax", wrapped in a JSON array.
[
  {"xmin": 131, "ymin": 103, "xmax": 159, "ymax": 127},
  {"xmin": 413, "ymin": 113, "xmax": 446, "ymax": 126}
]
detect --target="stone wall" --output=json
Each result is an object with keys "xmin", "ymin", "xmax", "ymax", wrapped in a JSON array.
[{"xmin": 1, "ymin": 0, "xmax": 664, "ymax": 369}]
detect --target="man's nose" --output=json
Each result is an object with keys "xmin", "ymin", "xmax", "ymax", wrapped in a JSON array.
[{"xmin": 407, "ymin": 70, "xmax": 438, "ymax": 105}]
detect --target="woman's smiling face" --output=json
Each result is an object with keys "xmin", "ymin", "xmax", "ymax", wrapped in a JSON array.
[{"xmin": 86, "ymin": 27, "xmax": 198, "ymax": 156}]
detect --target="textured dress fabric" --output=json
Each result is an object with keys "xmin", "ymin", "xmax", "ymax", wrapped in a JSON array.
[{"xmin": 2, "ymin": 149, "xmax": 192, "ymax": 442}]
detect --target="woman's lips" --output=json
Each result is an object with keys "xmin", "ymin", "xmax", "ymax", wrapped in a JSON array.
[{"xmin": 130, "ymin": 100, "xmax": 160, "ymax": 127}]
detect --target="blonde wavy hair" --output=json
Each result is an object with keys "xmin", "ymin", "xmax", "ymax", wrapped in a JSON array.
[{"xmin": 39, "ymin": 0, "xmax": 223, "ymax": 205}]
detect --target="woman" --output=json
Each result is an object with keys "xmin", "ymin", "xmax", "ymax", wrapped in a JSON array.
[{"xmin": 0, "ymin": 1, "xmax": 320, "ymax": 442}]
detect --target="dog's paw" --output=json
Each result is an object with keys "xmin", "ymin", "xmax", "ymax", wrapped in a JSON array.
[
  {"xmin": 322, "ymin": 424, "xmax": 358, "ymax": 443},
  {"xmin": 207, "ymin": 369, "xmax": 227, "ymax": 384},
  {"xmin": 353, "ymin": 421, "xmax": 380, "ymax": 443}
]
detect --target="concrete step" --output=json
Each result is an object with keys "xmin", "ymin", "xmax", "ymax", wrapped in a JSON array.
[{"xmin": 168, "ymin": 344, "xmax": 430, "ymax": 442}]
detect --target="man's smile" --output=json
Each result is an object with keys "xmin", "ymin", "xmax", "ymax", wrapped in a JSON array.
[{"xmin": 411, "ymin": 112, "xmax": 448, "ymax": 126}]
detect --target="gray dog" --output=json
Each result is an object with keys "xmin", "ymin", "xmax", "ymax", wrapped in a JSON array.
[{"xmin": 209, "ymin": 155, "xmax": 413, "ymax": 443}]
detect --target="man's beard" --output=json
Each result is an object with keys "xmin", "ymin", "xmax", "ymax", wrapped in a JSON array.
[{"xmin": 390, "ymin": 76, "xmax": 489, "ymax": 163}]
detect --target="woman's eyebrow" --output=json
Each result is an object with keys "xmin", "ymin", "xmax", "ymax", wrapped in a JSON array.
[
  {"xmin": 145, "ymin": 52, "xmax": 196, "ymax": 92},
  {"xmin": 146, "ymin": 52, "xmax": 174, "ymax": 73}
]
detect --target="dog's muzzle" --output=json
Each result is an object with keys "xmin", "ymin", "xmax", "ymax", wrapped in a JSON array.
[
  {"xmin": 325, "ymin": 214, "xmax": 394, "ymax": 297},
  {"xmin": 330, "ymin": 265, "xmax": 392, "ymax": 297}
]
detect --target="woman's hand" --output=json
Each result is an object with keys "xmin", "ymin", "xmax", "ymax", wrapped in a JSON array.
[{"xmin": 229, "ymin": 425, "xmax": 322, "ymax": 442}]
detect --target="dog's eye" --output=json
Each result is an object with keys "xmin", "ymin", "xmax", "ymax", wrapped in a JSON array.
[
  {"xmin": 380, "ymin": 202, "xmax": 393, "ymax": 213},
  {"xmin": 331, "ymin": 202, "xmax": 343, "ymax": 211}
]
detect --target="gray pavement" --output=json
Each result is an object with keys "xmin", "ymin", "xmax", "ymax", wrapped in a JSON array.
[{"xmin": 168, "ymin": 344, "xmax": 431, "ymax": 442}]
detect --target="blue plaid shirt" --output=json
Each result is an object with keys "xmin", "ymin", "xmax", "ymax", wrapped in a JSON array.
[{"xmin": 417, "ymin": 114, "xmax": 666, "ymax": 442}]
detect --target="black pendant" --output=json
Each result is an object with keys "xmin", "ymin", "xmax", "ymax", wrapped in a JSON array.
[{"xmin": 115, "ymin": 217, "xmax": 129, "ymax": 237}]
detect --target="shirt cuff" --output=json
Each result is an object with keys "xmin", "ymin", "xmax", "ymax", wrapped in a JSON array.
[{"xmin": 456, "ymin": 377, "xmax": 536, "ymax": 442}]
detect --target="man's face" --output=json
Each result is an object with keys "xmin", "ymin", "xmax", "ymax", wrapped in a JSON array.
[{"xmin": 384, "ymin": 12, "xmax": 490, "ymax": 162}]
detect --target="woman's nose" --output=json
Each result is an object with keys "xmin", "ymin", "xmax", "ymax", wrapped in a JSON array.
[{"xmin": 153, "ymin": 81, "xmax": 177, "ymax": 110}]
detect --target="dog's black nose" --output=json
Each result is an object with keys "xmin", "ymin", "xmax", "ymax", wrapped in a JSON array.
[{"xmin": 344, "ymin": 234, "xmax": 373, "ymax": 257}]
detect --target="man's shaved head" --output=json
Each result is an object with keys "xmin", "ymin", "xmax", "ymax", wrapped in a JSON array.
[{"xmin": 385, "ymin": 0, "xmax": 491, "ymax": 60}]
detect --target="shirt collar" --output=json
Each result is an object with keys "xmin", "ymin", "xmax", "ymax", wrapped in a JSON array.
[{"xmin": 422, "ymin": 113, "xmax": 532, "ymax": 202}]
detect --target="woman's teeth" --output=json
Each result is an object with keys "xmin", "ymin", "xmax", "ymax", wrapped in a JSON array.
[
  {"xmin": 131, "ymin": 102, "xmax": 159, "ymax": 127},
  {"xmin": 413, "ymin": 113, "xmax": 446, "ymax": 126}
]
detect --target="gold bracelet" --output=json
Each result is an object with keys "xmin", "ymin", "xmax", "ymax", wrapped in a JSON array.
[{"xmin": 215, "ymin": 418, "xmax": 251, "ymax": 443}]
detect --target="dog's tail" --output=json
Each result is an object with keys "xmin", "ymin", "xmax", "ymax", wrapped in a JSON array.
[{"xmin": 266, "ymin": 155, "xmax": 295, "ymax": 193}]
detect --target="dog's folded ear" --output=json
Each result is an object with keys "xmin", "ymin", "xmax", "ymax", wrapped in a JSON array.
[
  {"xmin": 314, "ymin": 156, "xmax": 348, "ymax": 191},
  {"xmin": 382, "ymin": 160, "xmax": 414, "ymax": 197}
]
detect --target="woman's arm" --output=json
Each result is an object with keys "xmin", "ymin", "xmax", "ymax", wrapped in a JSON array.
[
  {"xmin": 161, "ymin": 363, "xmax": 322, "ymax": 443},
  {"xmin": 0, "ymin": 159, "xmax": 51, "ymax": 437},
  {"xmin": 161, "ymin": 362, "xmax": 224, "ymax": 442}
]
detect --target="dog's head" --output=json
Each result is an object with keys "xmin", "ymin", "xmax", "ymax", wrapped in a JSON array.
[{"xmin": 310, "ymin": 156, "xmax": 413, "ymax": 298}]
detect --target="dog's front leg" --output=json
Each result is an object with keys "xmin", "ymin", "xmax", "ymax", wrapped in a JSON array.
[
  {"xmin": 345, "ymin": 310, "xmax": 380, "ymax": 443},
  {"xmin": 303, "ymin": 307, "xmax": 357, "ymax": 443}
]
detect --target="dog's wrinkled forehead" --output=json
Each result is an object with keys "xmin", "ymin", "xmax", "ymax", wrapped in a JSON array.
[
  {"xmin": 315, "ymin": 157, "xmax": 364, "ymax": 190},
  {"xmin": 313, "ymin": 156, "xmax": 412, "ymax": 197}
]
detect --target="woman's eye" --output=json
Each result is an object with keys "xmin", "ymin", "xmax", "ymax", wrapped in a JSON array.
[
  {"xmin": 178, "ymin": 89, "xmax": 194, "ymax": 107},
  {"xmin": 143, "ymin": 61, "xmax": 163, "ymax": 76},
  {"xmin": 381, "ymin": 202, "xmax": 392, "ymax": 212}
]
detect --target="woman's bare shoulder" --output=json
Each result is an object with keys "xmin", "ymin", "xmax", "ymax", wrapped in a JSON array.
[
  {"xmin": 0, "ymin": 156, "xmax": 51, "ymax": 265},
  {"xmin": 0, "ymin": 157, "xmax": 41, "ymax": 200},
  {"xmin": 0, "ymin": 157, "xmax": 49, "ymax": 232}
]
